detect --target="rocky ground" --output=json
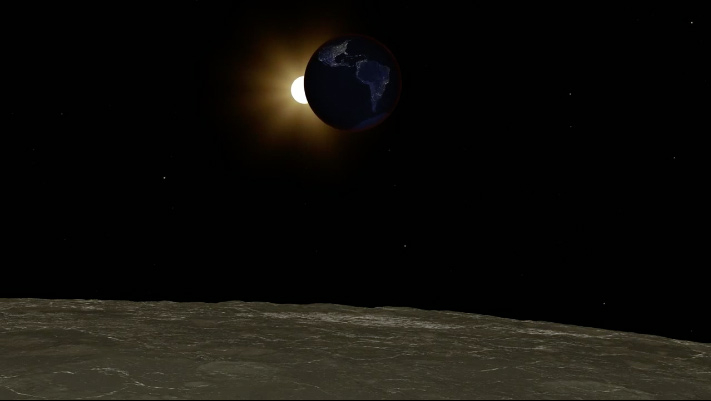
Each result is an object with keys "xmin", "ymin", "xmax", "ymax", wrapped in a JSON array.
[{"xmin": 1, "ymin": 298, "xmax": 710, "ymax": 400}]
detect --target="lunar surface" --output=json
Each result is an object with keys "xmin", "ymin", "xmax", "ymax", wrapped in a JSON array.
[{"xmin": 1, "ymin": 299, "xmax": 710, "ymax": 400}]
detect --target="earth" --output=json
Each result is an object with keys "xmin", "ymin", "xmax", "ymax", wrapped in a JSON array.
[{"xmin": 304, "ymin": 35, "xmax": 402, "ymax": 131}]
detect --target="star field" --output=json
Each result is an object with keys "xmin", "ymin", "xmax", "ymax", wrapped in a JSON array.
[{"xmin": 6, "ymin": 3, "xmax": 709, "ymax": 343}]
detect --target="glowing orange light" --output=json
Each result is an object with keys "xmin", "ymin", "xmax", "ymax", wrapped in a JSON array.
[{"xmin": 221, "ymin": 22, "xmax": 350, "ymax": 159}]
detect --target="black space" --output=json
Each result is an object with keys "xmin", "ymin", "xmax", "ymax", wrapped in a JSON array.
[{"xmin": 6, "ymin": 3, "xmax": 709, "ymax": 343}]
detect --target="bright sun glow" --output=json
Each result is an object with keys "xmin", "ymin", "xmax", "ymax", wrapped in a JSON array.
[
  {"xmin": 223, "ymin": 22, "xmax": 347, "ymax": 160},
  {"xmin": 291, "ymin": 76, "xmax": 308, "ymax": 104}
]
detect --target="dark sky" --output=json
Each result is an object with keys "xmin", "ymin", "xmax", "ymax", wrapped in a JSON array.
[{"xmin": 7, "ymin": 3, "xmax": 709, "ymax": 343}]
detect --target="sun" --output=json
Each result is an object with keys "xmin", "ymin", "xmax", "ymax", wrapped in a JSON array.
[
  {"xmin": 291, "ymin": 76, "xmax": 308, "ymax": 104},
  {"xmin": 224, "ymin": 27, "xmax": 345, "ymax": 153}
]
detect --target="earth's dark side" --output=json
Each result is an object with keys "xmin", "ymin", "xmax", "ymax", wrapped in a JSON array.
[{"xmin": 304, "ymin": 35, "xmax": 401, "ymax": 131}]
